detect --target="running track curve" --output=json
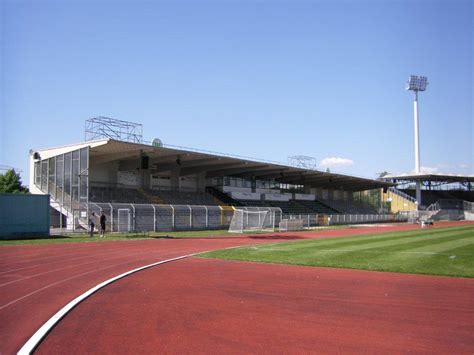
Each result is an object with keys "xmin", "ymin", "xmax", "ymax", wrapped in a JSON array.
[{"xmin": 1, "ymin": 221, "xmax": 473, "ymax": 354}]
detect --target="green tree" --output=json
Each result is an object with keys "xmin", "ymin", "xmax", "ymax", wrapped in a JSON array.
[{"xmin": 0, "ymin": 169, "xmax": 29, "ymax": 193}]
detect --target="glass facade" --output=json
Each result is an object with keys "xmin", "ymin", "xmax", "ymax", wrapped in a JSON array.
[
  {"xmin": 33, "ymin": 147, "xmax": 89, "ymax": 216},
  {"xmin": 353, "ymin": 189, "xmax": 382, "ymax": 211}
]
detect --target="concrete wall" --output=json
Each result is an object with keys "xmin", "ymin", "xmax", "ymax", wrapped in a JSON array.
[
  {"xmin": 382, "ymin": 190, "xmax": 417, "ymax": 213},
  {"xmin": 0, "ymin": 194, "xmax": 50, "ymax": 239},
  {"xmin": 89, "ymin": 161, "xmax": 118, "ymax": 184}
]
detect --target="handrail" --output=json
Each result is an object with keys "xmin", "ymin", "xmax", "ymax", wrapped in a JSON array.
[
  {"xmin": 38, "ymin": 181, "xmax": 87, "ymax": 215},
  {"xmin": 426, "ymin": 202, "xmax": 440, "ymax": 211},
  {"xmin": 388, "ymin": 187, "xmax": 417, "ymax": 203}
]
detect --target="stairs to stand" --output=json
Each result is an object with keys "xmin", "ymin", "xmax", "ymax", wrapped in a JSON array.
[
  {"xmin": 138, "ymin": 188, "xmax": 164, "ymax": 204},
  {"xmin": 206, "ymin": 187, "xmax": 243, "ymax": 206},
  {"xmin": 49, "ymin": 198, "xmax": 88, "ymax": 230}
]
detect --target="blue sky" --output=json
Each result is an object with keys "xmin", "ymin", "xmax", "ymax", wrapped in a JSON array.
[{"xmin": 1, "ymin": 0, "xmax": 472, "ymax": 185}]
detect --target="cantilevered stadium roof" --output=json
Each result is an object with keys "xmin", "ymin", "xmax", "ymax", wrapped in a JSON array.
[
  {"xmin": 35, "ymin": 139, "xmax": 393, "ymax": 191},
  {"xmin": 381, "ymin": 173, "xmax": 474, "ymax": 184}
]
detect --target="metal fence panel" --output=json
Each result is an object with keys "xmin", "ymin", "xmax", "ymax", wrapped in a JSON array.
[{"xmin": 80, "ymin": 203, "xmax": 408, "ymax": 233}]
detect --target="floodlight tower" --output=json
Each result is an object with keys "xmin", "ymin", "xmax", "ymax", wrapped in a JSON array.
[{"xmin": 406, "ymin": 75, "xmax": 428, "ymax": 209}]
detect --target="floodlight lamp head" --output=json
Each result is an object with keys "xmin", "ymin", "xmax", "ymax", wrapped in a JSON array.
[{"xmin": 406, "ymin": 75, "xmax": 428, "ymax": 92}]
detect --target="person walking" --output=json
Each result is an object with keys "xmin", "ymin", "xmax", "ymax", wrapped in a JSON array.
[
  {"xmin": 89, "ymin": 212, "xmax": 96, "ymax": 238},
  {"xmin": 100, "ymin": 212, "xmax": 107, "ymax": 237}
]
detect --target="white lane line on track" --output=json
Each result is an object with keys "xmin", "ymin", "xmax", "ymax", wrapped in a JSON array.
[
  {"xmin": 1, "ymin": 261, "xmax": 139, "ymax": 311},
  {"xmin": 17, "ymin": 252, "xmax": 198, "ymax": 355},
  {"xmin": 0, "ymin": 249, "xmax": 170, "ymax": 287},
  {"xmin": 0, "ymin": 239, "xmax": 160, "ymax": 266},
  {"xmin": 1, "ymin": 249, "xmax": 193, "ymax": 310},
  {"xmin": 0, "ymin": 246, "xmax": 147, "ymax": 274}
]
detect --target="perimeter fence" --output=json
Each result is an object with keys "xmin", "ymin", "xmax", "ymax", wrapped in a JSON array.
[
  {"xmin": 68, "ymin": 203, "xmax": 407, "ymax": 233},
  {"xmin": 86, "ymin": 203, "xmax": 234, "ymax": 232},
  {"xmin": 283, "ymin": 213, "xmax": 407, "ymax": 229}
]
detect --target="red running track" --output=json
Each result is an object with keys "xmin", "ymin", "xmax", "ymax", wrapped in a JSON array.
[
  {"xmin": 1, "ymin": 236, "xmax": 293, "ymax": 354},
  {"xmin": 37, "ymin": 258, "xmax": 474, "ymax": 354},
  {"xmin": 1, "ymin": 221, "xmax": 473, "ymax": 354}
]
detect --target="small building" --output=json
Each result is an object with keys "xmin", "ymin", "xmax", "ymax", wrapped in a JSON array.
[{"xmin": 0, "ymin": 193, "xmax": 50, "ymax": 239}]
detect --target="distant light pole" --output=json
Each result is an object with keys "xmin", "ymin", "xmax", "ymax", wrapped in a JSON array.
[{"xmin": 406, "ymin": 75, "xmax": 428, "ymax": 209}]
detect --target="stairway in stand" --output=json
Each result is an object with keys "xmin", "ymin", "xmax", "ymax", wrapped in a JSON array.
[{"xmin": 137, "ymin": 188, "xmax": 164, "ymax": 204}]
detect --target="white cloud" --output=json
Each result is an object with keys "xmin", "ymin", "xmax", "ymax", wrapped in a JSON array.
[
  {"xmin": 320, "ymin": 157, "xmax": 354, "ymax": 168},
  {"xmin": 459, "ymin": 163, "xmax": 469, "ymax": 169}
]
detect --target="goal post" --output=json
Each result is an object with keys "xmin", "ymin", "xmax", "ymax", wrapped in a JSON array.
[
  {"xmin": 228, "ymin": 208, "xmax": 279, "ymax": 233},
  {"xmin": 279, "ymin": 219, "xmax": 304, "ymax": 232}
]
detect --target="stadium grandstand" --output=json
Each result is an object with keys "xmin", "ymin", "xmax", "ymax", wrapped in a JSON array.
[
  {"xmin": 30, "ymin": 117, "xmax": 471, "ymax": 232},
  {"xmin": 381, "ymin": 174, "xmax": 474, "ymax": 206},
  {"xmin": 381, "ymin": 173, "xmax": 474, "ymax": 221}
]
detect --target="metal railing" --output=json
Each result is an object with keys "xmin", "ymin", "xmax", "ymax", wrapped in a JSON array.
[
  {"xmin": 388, "ymin": 187, "xmax": 417, "ymax": 203},
  {"xmin": 464, "ymin": 200, "xmax": 474, "ymax": 212},
  {"xmin": 283, "ymin": 213, "xmax": 406, "ymax": 228},
  {"xmin": 70, "ymin": 203, "xmax": 406, "ymax": 233},
  {"xmin": 85, "ymin": 203, "xmax": 233, "ymax": 232}
]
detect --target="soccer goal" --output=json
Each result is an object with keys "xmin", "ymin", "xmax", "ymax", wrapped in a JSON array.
[
  {"xmin": 228, "ymin": 208, "xmax": 278, "ymax": 233},
  {"xmin": 279, "ymin": 219, "xmax": 304, "ymax": 232}
]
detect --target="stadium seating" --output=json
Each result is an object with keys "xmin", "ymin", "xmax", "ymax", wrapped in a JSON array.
[
  {"xmin": 238, "ymin": 199, "xmax": 338, "ymax": 215},
  {"xmin": 316, "ymin": 198, "xmax": 377, "ymax": 214},
  {"xmin": 147, "ymin": 190, "xmax": 218, "ymax": 206},
  {"xmin": 89, "ymin": 184, "xmax": 386, "ymax": 215},
  {"xmin": 400, "ymin": 189, "xmax": 474, "ymax": 205},
  {"xmin": 206, "ymin": 186, "xmax": 244, "ymax": 206},
  {"xmin": 89, "ymin": 186, "xmax": 219, "ymax": 206},
  {"xmin": 89, "ymin": 186, "xmax": 149, "ymax": 204},
  {"xmin": 295, "ymin": 200, "xmax": 339, "ymax": 214}
]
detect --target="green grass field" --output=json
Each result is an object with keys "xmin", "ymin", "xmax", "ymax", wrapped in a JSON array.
[{"xmin": 201, "ymin": 225, "xmax": 474, "ymax": 278}]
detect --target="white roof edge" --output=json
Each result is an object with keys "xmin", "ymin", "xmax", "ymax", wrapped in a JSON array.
[
  {"xmin": 31, "ymin": 139, "xmax": 110, "ymax": 154},
  {"xmin": 384, "ymin": 173, "xmax": 474, "ymax": 179},
  {"xmin": 30, "ymin": 138, "xmax": 388, "ymax": 185}
]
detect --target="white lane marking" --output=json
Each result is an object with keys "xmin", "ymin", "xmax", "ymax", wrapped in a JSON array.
[
  {"xmin": 17, "ymin": 253, "xmax": 197, "ymax": 355},
  {"xmin": 0, "ymin": 249, "xmax": 165, "ymax": 287}
]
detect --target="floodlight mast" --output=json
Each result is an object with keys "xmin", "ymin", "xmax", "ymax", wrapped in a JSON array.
[{"xmin": 406, "ymin": 75, "xmax": 428, "ymax": 209}]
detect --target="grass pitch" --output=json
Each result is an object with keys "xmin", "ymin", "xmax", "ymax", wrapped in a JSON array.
[{"xmin": 201, "ymin": 225, "xmax": 474, "ymax": 278}]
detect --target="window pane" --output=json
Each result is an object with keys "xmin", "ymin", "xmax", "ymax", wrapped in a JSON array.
[
  {"xmin": 72, "ymin": 186, "xmax": 79, "ymax": 204},
  {"xmin": 48, "ymin": 157, "xmax": 56, "ymax": 198},
  {"xmin": 35, "ymin": 162, "xmax": 41, "ymax": 187},
  {"xmin": 41, "ymin": 160, "xmax": 48, "ymax": 192},
  {"xmin": 80, "ymin": 148, "xmax": 88, "ymax": 171},
  {"xmin": 72, "ymin": 158, "xmax": 79, "ymax": 185},
  {"xmin": 64, "ymin": 152, "xmax": 71, "ymax": 196},
  {"xmin": 56, "ymin": 160, "xmax": 64, "ymax": 204},
  {"xmin": 80, "ymin": 175, "xmax": 88, "ymax": 200},
  {"xmin": 72, "ymin": 149, "xmax": 79, "ymax": 185},
  {"xmin": 56, "ymin": 155, "xmax": 64, "ymax": 191}
]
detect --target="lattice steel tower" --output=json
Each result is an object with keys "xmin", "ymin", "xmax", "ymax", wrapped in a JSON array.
[{"xmin": 85, "ymin": 116, "xmax": 143, "ymax": 143}]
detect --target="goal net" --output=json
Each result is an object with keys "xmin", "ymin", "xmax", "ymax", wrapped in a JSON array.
[
  {"xmin": 279, "ymin": 219, "xmax": 304, "ymax": 232},
  {"xmin": 228, "ymin": 209, "xmax": 276, "ymax": 233}
]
